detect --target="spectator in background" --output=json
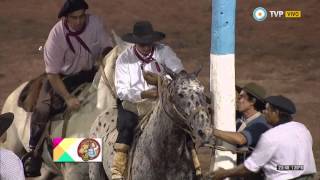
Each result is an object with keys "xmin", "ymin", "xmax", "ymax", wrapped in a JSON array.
[
  {"xmin": 212, "ymin": 95, "xmax": 317, "ymax": 180},
  {"xmin": 214, "ymin": 83, "xmax": 271, "ymax": 179},
  {"xmin": 0, "ymin": 112, "xmax": 25, "ymax": 180}
]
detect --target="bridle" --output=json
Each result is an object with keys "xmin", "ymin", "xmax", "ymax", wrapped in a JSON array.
[{"xmin": 158, "ymin": 77, "xmax": 208, "ymax": 142}]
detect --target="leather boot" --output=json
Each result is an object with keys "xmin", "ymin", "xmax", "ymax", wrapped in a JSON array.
[
  {"xmin": 21, "ymin": 150, "xmax": 42, "ymax": 177},
  {"xmin": 111, "ymin": 143, "xmax": 130, "ymax": 180},
  {"xmin": 191, "ymin": 147, "xmax": 202, "ymax": 177}
]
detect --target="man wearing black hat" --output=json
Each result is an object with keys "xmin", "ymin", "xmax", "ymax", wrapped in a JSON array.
[
  {"xmin": 0, "ymin": 113, "xmax": 25, "ymax": 179},
  {"xmin": 24, "ymin": 0, "xmax": 113, "ymax": 177},
  {"xmin": 112, "ymin": 21, "xmax": 185, "ymax": 179},
  {"xmin": 211, "ymin": 95, "xmax": 316, "ymax": 180}
]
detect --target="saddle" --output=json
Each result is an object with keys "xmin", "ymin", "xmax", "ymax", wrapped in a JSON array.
[
  {"xmin": 18, "ymin": 73, "xmax": 46, "ymax": 112},
  {"xmin": 18, "ymin": 67, "xmax": 98, "ymax": 113}
]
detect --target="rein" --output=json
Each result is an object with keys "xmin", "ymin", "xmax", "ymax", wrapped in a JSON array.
[
  {"xmin": 157, "ymin": 77, "xmax": 246, "ymax": 158},
  {"xmin": 157, "ymin": 77, "xmax": 205, "ymax": 142}
]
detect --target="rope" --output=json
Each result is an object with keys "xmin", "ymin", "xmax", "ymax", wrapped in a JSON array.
[
  {"xmin": 98, "ymin": 64, "xmax": 117, "ymax": 99},
  {"xmin": 159, "ymin": 77, "xmax": 205, "ymax": 143},
  {"xmin": 33, "ymin": 122, "xmax": 50, "ymax": 157},
  {"xmin": 202, "ymin": 144, "xmax": 250, "ymax": 154},
  {"xmin": 61, "ymin": 83, "xmax": 88, "ymax": 138}
]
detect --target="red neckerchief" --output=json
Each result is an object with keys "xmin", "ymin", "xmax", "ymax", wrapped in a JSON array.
[
  {"xmin": 133, "ymin": 45, "xmax": 161, "ymax": 72},
  {"xmin": 64, "ymin": 18, "xmax": 91, "ymax": 54}
]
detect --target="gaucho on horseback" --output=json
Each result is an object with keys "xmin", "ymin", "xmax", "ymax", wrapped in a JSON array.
[
  {"xmin": 22, "ymin": 0, "xmax": 113, "ymax": 177},
  {"xmin": 111, "ymin": 21, "xmax": 191, "ymax": 179}
]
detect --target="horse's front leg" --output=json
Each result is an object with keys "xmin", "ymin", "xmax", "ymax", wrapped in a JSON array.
[{"xmin": 89, "ymin": 162, "xmax": 108, "ymax": 180}]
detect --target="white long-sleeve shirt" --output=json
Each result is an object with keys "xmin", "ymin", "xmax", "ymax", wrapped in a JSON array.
[
  {"xmin": 115, "ymin": 44, "xmax": 184, "ymax": 102},
  {"xmin": 244, "ymin": 121, "xmax": 316, "ymax": 180}
]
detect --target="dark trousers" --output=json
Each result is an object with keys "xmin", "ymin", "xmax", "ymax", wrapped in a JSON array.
[
  {"xmin": 29, "ymin": 68, "xmax": 97, "ymax": 148},
  {"xmin": 115, "ymin": 99, "xmax": 138, "ymax": 146}
]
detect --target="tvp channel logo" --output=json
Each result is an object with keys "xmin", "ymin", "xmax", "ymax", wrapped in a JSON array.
[
  {"xmin": 253, "ymin": 7, "xmax": 268, "ymax": 21},
  {"xmin": 253, "ymin": 7, "xmax": 301, "ymax": 22}
]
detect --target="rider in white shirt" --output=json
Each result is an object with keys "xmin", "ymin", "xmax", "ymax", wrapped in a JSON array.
[{"xmin": 112, "ymin": 21, "xmax": 185, "ymax": 180}]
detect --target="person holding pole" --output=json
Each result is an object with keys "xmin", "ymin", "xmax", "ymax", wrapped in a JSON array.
[{"xmin": 211, "ymin": 95, "xmax": 317, "ymax": 180}]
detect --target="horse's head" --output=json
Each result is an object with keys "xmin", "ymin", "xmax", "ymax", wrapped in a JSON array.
[{"xmin": 161, "ymin": 66, "xmax": 213, "ymax": 144}]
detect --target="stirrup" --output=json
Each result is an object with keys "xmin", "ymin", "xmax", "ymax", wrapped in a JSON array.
[
  {"xmin": 194, "ymin": 173, "xmax": 203, "ymax": 180},
  {"xmin": 21, "ymin": 151, "xmax": 42, "ymax": 177},
  {"xmin": 195, "ymin": 168, "xmax": 202, "ymax": 176},
  {"xmin": 112, "ymin": 174, "xmax": 125, "ymax": 180}
]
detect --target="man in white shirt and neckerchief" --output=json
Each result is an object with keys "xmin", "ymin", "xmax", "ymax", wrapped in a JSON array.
[
  {"xmin": 112, "ymin": 21, "xmax": 186, "ymax": 180},
  {"xmin": 211, "ymin": 95, "xmax": 317, "ymax": 180}
]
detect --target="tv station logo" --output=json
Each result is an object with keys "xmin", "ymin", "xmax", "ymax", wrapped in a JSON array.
[{"xmin": 253, "ymin": 7, "xmax": 301, "ymax": 22}]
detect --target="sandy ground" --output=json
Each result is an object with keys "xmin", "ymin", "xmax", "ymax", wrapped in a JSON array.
[{"xmin": 0, "ymin": 0, "xmax": 319, "ymax": 178}]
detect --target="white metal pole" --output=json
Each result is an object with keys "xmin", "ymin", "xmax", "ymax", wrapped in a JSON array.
[{"xmin": 210, "ymin": 0, "xmax": 237, "ymax": 171}]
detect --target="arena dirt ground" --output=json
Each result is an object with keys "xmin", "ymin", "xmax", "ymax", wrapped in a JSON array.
[{"xmin": 0, "ymin": 0, "xmax": 319, "ymax": 178}]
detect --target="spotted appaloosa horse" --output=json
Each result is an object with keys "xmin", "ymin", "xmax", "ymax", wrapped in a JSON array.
[{"xmin": 89, "ymin": 66, "xmax": 214, "ymax": 180}]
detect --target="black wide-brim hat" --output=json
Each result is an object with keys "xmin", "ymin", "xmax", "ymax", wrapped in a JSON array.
[
  {"xmin": 0, "ymin": 112, "xmax": 14, "ymax": 137},
  {"xmin": 122, "ymin": 21, "xmax": 166, "ymax": 44},
  {"xmin": 58, "ymin": 0, "xmax": 89, "ymax": 18}
]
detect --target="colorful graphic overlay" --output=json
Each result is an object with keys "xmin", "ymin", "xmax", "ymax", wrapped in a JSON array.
[{"xmin": 53, "ymin": 138, "xmax": 102, "ymax": 162}]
